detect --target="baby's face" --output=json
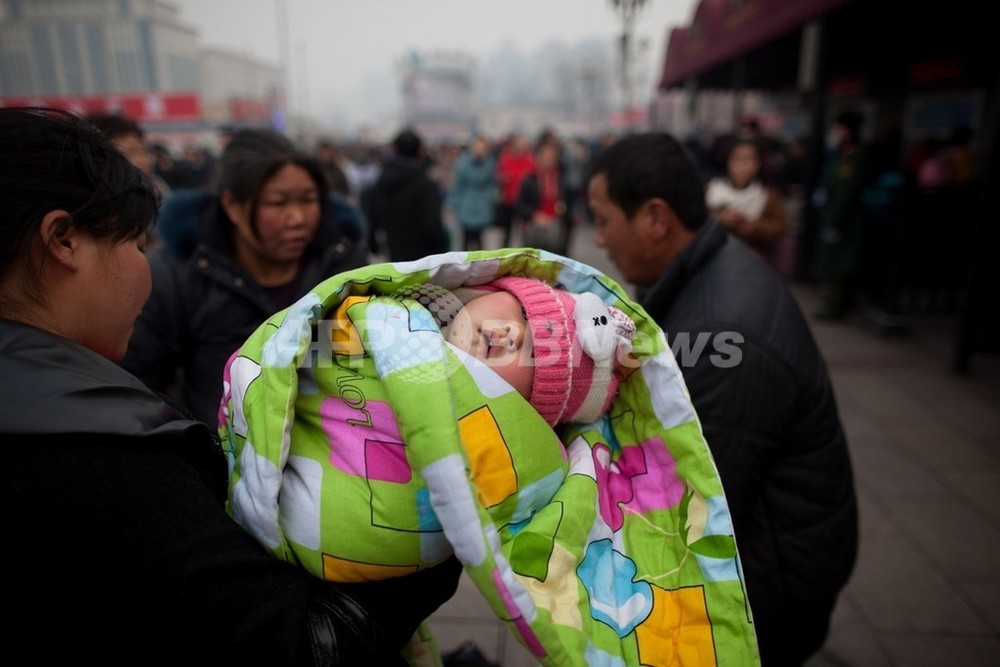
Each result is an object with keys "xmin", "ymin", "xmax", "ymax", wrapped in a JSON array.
[{"xmin": 447, "ymin": 291, "xmax": 534, "ymax": 399}]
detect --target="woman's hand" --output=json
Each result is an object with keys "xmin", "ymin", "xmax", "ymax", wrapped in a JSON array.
[
  {"xmin": 715, "ymin": 207, "xmax": 747, "ymax": 229},
  {"xmin": 328, "ymin": 555, "xmax": 463, "ymax": 651}
]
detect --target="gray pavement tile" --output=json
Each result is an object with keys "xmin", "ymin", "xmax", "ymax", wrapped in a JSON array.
[
  {"xmin": 429, "ymin": 619, "xmax": 506, "ymax": 664},
  {"xmin": 839, "ymin": 402, "xmax": 894, "ymax": 449},
  {"xmin": 856, "ymin": 490, "xmax": 902, "ymax": 538},
  {"xmin": 848, "ymin": 444, "xmax": 955, "ymax": 502},
  {"xmin": 810, "ymin": 323, "xmax": 909, "ymax": 367},
  {"xmin": 882, "ymin": 420, "xmax": 1000, "ymax": 471},
  {"xmin": 808, "ymin": 596, "xmax": 892, "ymax": 667},
  {"xmin": 956, "ymin": 582, "xmax": 1000, "ymax": 634},
  {"xmin": 884, "ymin": 500, "xmax": 1000, "ymax": 580},
  {"xmin": 431, "ymin": 572, "xmax": 497, "ymax": 620},
  {"xmin": 843, "ymin": 535, "xmax": 992, "ymax": 634},
  {"xmin": 902, "ymin": 390, "xmax": 1000, "ymax": 443},
  {"xmin": 980, "ymin": 436, "xmax": 1000, "ymax": 458},
  {"xmin": 941, "ymin": 470, "xmax": 1000, "ymax": 524},
  {"xmin": 500, "ymin": 627, "xmax": 544, "ymax": 667},
  {"xmin": 429, "ymin": 572, "xmax": 509, "ymax": 663},
  {"xmin": 836, "ymin": 373, "xmax": 945, "ymax": 427},
  {"xmin": 949, "ymin": 403, "xmax": 1000, "ymax": 444},
  {"xmin": 880, "ymin": 634, "xmax": 1000, "ymax": 666}
]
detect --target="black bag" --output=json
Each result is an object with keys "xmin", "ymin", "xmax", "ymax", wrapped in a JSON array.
[{"xmin": 523, "ymin": 219, "xmax": 564, "ymax": 253}]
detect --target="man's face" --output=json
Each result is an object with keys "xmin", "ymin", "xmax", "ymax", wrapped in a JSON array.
[
  {"xmin": 114, "ymin": 133, "xmax": 152, "ymax": 175},
  {"xmin": 588, "ymin": 173, "xmax": 661, "ymax": 287}
]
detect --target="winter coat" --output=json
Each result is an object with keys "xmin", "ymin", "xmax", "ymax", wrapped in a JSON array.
[
  {"xmin": 448, "ymin": 152, "xmax": 497, "ymax": 231},
  {"xmin": 639, "ymin": 218, "xmax": 859, "ymax": 666},
  {"xmin": 120, "ymin": 190, "xmax": 368, "ymax": 426},
  {"xmin": 365, "ymin": 155, "xmax": 447, "ymax": 261},
  {"xmin": 0, "ymin": 318, "xmax": 305, "ymax": 663},
  {"xmin": 495, "ymin": 149, "xmax": 535, "ymax": 206},
  {"xmin": 1, "ymin": 317, "xmax": 457, "ymax": 665},
  {"xmin": 705, "ymin": 177, "xmax": 788, "ymax": 265}
]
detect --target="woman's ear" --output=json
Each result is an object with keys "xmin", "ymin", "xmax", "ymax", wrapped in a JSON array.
[
  {"xmin": 221, "ymin": 190, "xmax": 246, "ymax": 227},
  {"xmin": 38, "ymin": 210, "xmax": 83, "ymax": 271}
]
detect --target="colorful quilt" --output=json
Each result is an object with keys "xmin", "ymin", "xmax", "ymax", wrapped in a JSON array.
[{"xmin": 219, "ymin": 248, "xmax": 760, "ymax": 666}]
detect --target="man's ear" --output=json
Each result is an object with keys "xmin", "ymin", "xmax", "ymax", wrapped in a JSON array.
[
  {"xmin": 38, "ymin": 210, "xmax": 82, "ymax": 271},
  {"xmin": 640, "ymin": 198, "xmax": 677, "ymax": 242}
]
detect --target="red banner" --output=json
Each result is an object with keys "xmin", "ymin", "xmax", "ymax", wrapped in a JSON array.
[
  {"xmin": 608, "ymin": 107, "xmax": 650, "ymax": 129},
  {"xmin": 0, "ymin": 92, "xmax": 201, "ymax": 122},
  {"xmin": 228, "ymin": 97, "xmax": 270, "ymax": 121}
]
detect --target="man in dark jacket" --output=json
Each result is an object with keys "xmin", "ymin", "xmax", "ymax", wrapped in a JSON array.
[
  {"xmin": 365, "ymin": 127, "xmax": 448, "ymax": 261},
  {"xmin": 587, "ymin": 132, "xmax": 858, "ymax": 666}
]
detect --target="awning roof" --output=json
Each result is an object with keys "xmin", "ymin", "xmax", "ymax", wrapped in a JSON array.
[{"xmin": 659, "ymin": 0, "xmax": 853, "ymax": 89}]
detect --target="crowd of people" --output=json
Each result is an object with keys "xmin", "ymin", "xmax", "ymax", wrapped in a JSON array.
[
  {"xmin": 83, "ymin": 107, "xmax": 980, "ymax": 323},
  {"xmin": 12, "ymin": 98, "xmax": 987, "ymax": 665}
]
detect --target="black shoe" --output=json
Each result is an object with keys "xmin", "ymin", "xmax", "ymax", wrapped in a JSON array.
[{"xmin": 441, "ymin": 641, "xmax": 499, "ymax": 667}]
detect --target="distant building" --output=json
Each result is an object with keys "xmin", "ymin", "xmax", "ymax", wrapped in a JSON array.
[
  {"xmin": 0, "ymin": 0, "xmax": 198, "ymax": 97},
  {"xmin": 199, "ymin": 48, "xmax": 283, "ymax": 128},
  {"xmin": 400, "ymin": 50, "xmax": 476, "ymax": 143},
  {"xmin": 0, "ymin": 0, "xmax": 284, "ymax": 148}
]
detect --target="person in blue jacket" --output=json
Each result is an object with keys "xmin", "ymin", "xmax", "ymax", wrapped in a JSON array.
[{"xmin": 448, "ymin": 134, "xmax": 497, "ymax": 251}]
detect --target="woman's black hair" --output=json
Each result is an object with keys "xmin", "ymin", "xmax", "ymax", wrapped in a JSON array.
[
  {"xmin": 0, "ymin": 106, "xmax": 158, "ymax": 283},
  {"xmin": 587, "ymin": 132, "xmax": 709, "ymax": 231},
  {"xmin": 217, "ymin": 128, "xmax": 329, "ymax": 238}
]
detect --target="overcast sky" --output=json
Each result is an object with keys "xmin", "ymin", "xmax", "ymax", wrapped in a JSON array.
[{"xmin": 170, "ymin": 0, "xmax": 698, "ymax": 132}]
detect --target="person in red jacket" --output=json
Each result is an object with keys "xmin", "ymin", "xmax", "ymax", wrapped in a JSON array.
[{"xmin": 494, "ymin": 132, "xmax": 536, "ymax": 247}]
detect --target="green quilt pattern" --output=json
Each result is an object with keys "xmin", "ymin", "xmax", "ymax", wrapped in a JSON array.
[{"xmin": 219, "ymin": 248, "xmax": 760, "ymax": 666}]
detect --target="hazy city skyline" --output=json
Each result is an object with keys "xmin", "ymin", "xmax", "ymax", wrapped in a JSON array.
[{"xmin": 170, "ymin": 0, "xmax": 699, "ymax": 132}]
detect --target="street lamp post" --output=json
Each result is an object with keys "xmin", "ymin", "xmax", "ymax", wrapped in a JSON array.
[
  {"xmin": 610, "ymin": 0, "xmax": 648, "ymax": 131},
  {"xmin": 274, "ymin": 0, "xmax": 292, "ymax": 132},
  {"xmin": 581, "ymin": 57, "xmax": 598, "ymax": 136}
]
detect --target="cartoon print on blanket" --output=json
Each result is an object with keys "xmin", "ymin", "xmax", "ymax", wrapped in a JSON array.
[{"xmin": 219, "ymin": 248, "xmax": 760, "ymax": 666}]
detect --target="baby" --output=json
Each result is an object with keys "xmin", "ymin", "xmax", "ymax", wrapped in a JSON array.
[
  {"xmin": 444, "ymin": 277, "xmax": 636, "ymax": 427},
  {"xmin": 221, "ymin": 276, "xmax": 636, "ymax": 583}
]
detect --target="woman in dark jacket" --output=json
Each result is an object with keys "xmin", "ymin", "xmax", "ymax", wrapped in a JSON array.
[
  {"xmin": 120, "ymin": 128, "xmax": 369, "ymax": 426},
  {"xmin": 515, "ymin": 139, "xmax": 570, "ymax": 254},
  {"xmin": 0, "ymin": 107, "xmax": 459, "ymax": 665}
]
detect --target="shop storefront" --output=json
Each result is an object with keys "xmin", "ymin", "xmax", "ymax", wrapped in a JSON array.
[{"xmin": 656, "ymin": 0, "xmax": 997, "ymax": 372}]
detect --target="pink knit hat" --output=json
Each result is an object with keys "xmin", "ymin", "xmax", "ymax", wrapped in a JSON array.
[{"xmin": 490, "ymin": 277, "xmax": 636, "ymax": 426}]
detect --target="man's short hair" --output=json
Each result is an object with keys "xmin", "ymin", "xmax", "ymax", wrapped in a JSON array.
[
  {"xmin": 392, "ymin": 128, "xmax": 423, "ymax": 158},
  {"xmin": 85, "ymin": 112, "xmax": 144, "ymax": 141},
  {"xmin": 587, "ymin": 132, "xmax": 709, "ymax": 231}
]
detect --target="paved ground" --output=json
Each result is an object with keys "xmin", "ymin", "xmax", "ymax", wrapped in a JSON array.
[{"xmin": 427, "ymin": 223, "xmax": 1000, "ymax": 666}]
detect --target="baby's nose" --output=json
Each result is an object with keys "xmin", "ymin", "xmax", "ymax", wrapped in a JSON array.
[{"xmin": 488, "ymin": 326, "xmax": 515, "ymax": 347}]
